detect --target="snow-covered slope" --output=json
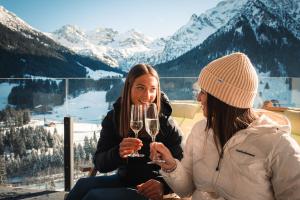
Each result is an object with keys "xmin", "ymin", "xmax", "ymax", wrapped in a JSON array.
[
  {"xmin": 4, "ymin": 0, "xmax": 299, "ymax": 74},
  {"xmin": 121, "ymin": 0, "xmax": 248, "ymax": 69},
  {"xmin": 0, "ymin": 6, "xmax": 123, "ymax": 78},
  {"xmin": 47, "ymin": 26, "xmax": 166, "ymax": 68},
  {"xmin": 125, "ymin": 0, "xmax": 300, "ymax": 69},
  {"xmin": 157, "ymin": 0, "xmax": 247, "ymax": 63},
  {"xmin": 0, "ymin": 6, "xmax": 40, "ymax": 35},
  {"xmin": 47, "ymin": 0, "xmax": 300, "ymax": 71},
  {"xmin": 155, "ymin": 0, "xmax": 300, "ymax": 78}
]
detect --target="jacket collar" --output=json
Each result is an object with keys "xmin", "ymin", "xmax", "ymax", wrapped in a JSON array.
[{"xmin": 224, "ymin": 109, "xmax": 291, "ymax": 152}]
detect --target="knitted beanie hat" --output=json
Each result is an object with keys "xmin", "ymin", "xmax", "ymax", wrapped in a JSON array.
[{"xmin": 198, "ymin": 52, "xmax": 258, "ymax": 108}]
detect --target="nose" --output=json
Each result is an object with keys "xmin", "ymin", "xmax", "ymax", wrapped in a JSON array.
[
  {"xmin": 197, "ymin": 92, "xmax": 201, "ymax": 102},
  {"xmin": 142, "ymin": 89, "xmax": 151, "ymax": 102}
]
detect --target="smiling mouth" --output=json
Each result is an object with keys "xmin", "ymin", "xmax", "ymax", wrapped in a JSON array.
[{"xmin": 138, "ymin": 100, "xmax": 149, "ymax": 105}]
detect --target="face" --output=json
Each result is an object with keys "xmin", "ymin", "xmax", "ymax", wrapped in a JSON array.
[
  {"xmin": 197, "ymin": 89, "xmax": 208, "ymax": 117},
  {"xmin": 130, "ymin": 74, "xmax": 158, "ymax": 105}
]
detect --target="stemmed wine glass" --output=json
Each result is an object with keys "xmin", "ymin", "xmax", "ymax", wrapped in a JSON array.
[
  {"xmin": 129, "ymin": 104, "xmax": 144, "ymax": 157},
  {"xmin": 144, "ymin": 103, "xmax": 165, "ymax": 163}
]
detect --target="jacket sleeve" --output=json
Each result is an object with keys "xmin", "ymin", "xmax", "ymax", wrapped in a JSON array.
[
  {"xmin": 161, "ymin": 116, "xmax": 183, "ymax": 160},
  {"xmin": 154, "ymin": 115, "xmax": 184, "ymax": 194},
  {"xmin": 93, "ymin": 111, "xmax": 124, "ymax": 173},
  {"xmin": 270, "ymin": 134, "xmax": 300, "ymax": 199},
  {"xmin": 160, "ymin": 121, "xmax": 201, "ymax": 198}
]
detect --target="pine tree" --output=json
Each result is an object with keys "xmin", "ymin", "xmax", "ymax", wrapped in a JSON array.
[
  {"xmin": 0, "ymin": 132, "xmax": 4, "ymax": 155},
  {"xmin": 78, "ymin": 144, "xmax": 85, "ymax": 161},
  {"xmin": 0, "ymin": 155, "xmax": 7, "ymax": 184},
  {"xmin": 47, "ymin": 132, "xmax": 54, "ymax": 148},
  {"xmin": 12, "ymin": 134, "xmax": 26, "ymax": 157},
  {"xmin": 22, "ymin": 110, "xmax": 31, "ymax": 124},
  {"xmin": 83, "ymin": 136, "xmax": 91, "ymax": 161}
]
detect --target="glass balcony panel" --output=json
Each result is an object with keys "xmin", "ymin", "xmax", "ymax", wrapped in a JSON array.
[{"xmin": 1, "ymin": 76, "xmax": 299, "ymax": 191}]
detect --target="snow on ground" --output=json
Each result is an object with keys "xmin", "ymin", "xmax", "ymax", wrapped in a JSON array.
[
  {"xmin": 84, "ymin": 66, "xmax": 123, "ymax": 79},
  {"xmin": 33, "ymin": 90, "xmax": 109, "ymax": 124},
  {"xmin": 31, "ymin": 90, "xmax": 109, "ymax": 144},
  {"xmin": 28, "ymin": 119, "xmax": 100, "ymax": 145},
  {"xmin": 23, "ymin": 75, "xmax": 63, "ymax": 83}
]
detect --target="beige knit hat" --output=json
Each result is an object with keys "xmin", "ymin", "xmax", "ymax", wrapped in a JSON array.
[{"xmin": 198, "ymin": 52, "xmax": 258, "ymax": 108}]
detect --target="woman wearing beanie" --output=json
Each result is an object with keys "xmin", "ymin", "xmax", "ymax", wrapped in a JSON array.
[{"xmin": 150, "ymin": 52, "xmax": 300, "ymax": 200}]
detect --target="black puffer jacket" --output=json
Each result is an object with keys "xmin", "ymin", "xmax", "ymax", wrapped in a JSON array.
[{"xmin": 93, "ymin": 93, "xmax": 183, "ymax": 193}]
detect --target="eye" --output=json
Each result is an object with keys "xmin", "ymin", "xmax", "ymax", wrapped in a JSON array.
[
  {"xmin": 150, "ymin": 87, "xmax": 157, "ymax": 93},
  {"xmin": 200, "ymin": 89, "xmax": 206, "ymax": 95},
  {"xmin": 136, "ymin": 86, "xmax": 144, "ymax": 91}
]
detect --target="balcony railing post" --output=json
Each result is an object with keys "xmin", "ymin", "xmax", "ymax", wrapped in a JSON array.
[{"xmin": 64, "ymin": 117, "xmax": 74, "ymax": 191}]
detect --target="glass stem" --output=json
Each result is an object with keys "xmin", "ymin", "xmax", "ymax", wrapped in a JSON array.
[
  {"xmin": 133, "ymin": 131, "xmax": 139, "ymax": 154},
  {"xmin": 134, "ymin": 131, "xmax": 139, "ymax": 138},
  {"xmin": 151, "ymin": 136, "xmax": 156, "ymax": 160},
  {"xmin": 151, "ymin": 136, "xmax": 155, "ymax": 142}
]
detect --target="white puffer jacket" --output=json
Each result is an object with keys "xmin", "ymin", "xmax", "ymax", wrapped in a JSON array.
[{"xmin": 161, "ymin": 110, "xmax": 300, "ymax": 200}]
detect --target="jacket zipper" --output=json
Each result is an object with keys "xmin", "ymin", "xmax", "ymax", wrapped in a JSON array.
[
  {"xmin": 212, "ymin": 131, "xmax": 249, "ymax": 193},
  {"xmin": 215, "ymin": 150, "xmax": 224, "ymax": 171},
  {"xmin": 212, "ymin": 149, "xmax": 224, "ymax": 189}
]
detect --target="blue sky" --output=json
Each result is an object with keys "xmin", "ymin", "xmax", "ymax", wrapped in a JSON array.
[{"xmin": 0, "ymin": 0, "xmax": 222, "ymax": 38}]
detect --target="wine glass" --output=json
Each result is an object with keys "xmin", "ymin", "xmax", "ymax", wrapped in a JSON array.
[
  {"xmin": 129, "ymin": 104, "xmax": 144, "ymax": 157},
  {"xmin": 144, "ymin": 103, "xmax": 165, "ymax": 163}
]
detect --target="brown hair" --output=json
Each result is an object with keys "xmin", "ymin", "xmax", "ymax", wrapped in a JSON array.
[
  {"xmin": 205, "ymin": 93, "xmax": 257, "ymax": 154},
  {"xmin": 120, "ymin": 64, "xmax": 161, "ymax": 137}
]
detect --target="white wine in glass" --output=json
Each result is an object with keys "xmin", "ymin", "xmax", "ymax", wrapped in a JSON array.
[
  {"xmin": 129, "ymin": 104, "xmax": 144, "ymax": 157},
  {"xmin": 144, "ymin": 103, "xmax": 165, "ymax": 163}
]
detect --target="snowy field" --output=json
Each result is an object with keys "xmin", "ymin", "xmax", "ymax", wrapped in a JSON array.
[
  {"xmin": 28, "ymin": 119, "xmax": 100, "ymax": 144},
  {"xmin": 0, "ymin": 82, "xmax": 109, "ymax": 144},
  {"xmin": 31, "ymin": 90, "xmax": 110, "ymax": 144},
  {"xmin": 32, "ymin": 90, "xmax": 109, "ymax": 123}
]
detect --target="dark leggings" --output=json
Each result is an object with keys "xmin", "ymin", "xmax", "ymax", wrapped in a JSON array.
[{"xmin": 66, "ymin": 174, "xmax": 148, "ymax": 200}]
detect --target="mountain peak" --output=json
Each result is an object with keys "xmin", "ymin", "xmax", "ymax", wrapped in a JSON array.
[
  {"xmin": 190, "ymin": 13, "xmax": 198, "ymax": 20},
  {"xmin": 93, "ymin": 27, "xmax": 118, "ymax": 34},
  {"xmin": 123, "ymin": 29, "xmax": 150, "ymax": 39},
  {"xmin": 115, "ymin": 29, "xmax": 153, "ymax": 47},
  {"xmin": 0, "ymin": 6, "xmax": 38, "ymax": 34},
  {"xmin": 54, "ymin": 24, "xmax": 85, "ymax": 36}
]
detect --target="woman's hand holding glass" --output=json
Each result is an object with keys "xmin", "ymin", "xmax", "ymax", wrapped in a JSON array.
[
  {"xmin": 119, "ymin": 138, "xmax": 143, "ymax": 158},
  {"xmin": 150, "ymin": 142, "xmax": 177, "ymax": 172}
]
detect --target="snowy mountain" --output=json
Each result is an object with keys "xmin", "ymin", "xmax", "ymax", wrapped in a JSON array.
[
  {"xmin": 1, "ymin": 0, "xmax": 299, "ymax": 77},
  {"xmin": 121, "ymin": 0, "xmax": 248, "ymax": 69},
  {"xmin": 47, "ymin": 25, "xmax": 166, "ymax": 69},
  {"xmin": 0, "ymin": 6, "xmax": 124, "ymax": 78},
  {"xmin": 155, "ymin": 0, "xmax": 300, "ymax": 77},
  {"xmin": 125, "ymin": 0, "xmax": 300, "ymax": 70},
  {"xmin": 0, "ymin": 6, "xmax": 41, "ymax": 36}
]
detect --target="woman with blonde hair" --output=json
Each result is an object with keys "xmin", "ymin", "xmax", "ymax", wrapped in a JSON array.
[
  {"xmin": 66, "ymin": 64, "xmax": 183, "ymax": 200},
  {"xmin": 151, "ymin": 53, "xmax": 300, "ymax": 200}
]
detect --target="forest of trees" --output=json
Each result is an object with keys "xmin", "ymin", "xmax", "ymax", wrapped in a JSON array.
[
  {"xmin": 7, "ymin": 79, "xmax": 64, "ymax": 110},
  {"xmin": 0, "ymin": 106, "xmax": 31, "ymax": 127},
  {"xmin": 0, "ymin": 106, "xmax": 99, "ymax": 180},
  {"xmin": 7, "ymin": 78, "xmax": 124, "ymax": 110}
]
